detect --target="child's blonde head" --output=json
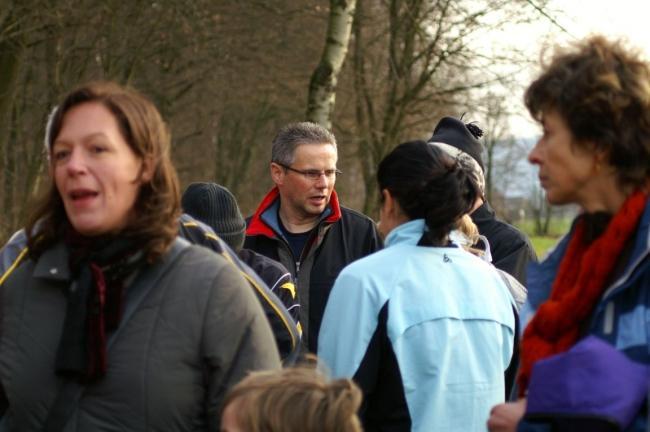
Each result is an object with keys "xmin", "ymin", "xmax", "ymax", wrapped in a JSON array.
[{"xmin": 221, "ymin": 366, "xmax": 363, "ymax": 432}]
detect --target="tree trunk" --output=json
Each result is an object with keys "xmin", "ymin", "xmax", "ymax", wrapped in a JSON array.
[
  {"xmin": 306, "ymin": 0, "xmax": 357, "ymax": 129},
  {"xmin": 0, "ymin": 10, "xmax": 24, "ymax": 239}
]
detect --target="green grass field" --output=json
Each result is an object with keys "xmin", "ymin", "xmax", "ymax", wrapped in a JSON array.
[
  {"xmin": 529, "ymin": 236, "xmax": 560, "ymax": 258},
  {"xmin": 514, "ymin": 218, "xmax": 571, "ymax": 258}
]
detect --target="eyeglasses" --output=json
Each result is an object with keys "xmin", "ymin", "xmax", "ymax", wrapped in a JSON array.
[{"xmin": 276, "ymin": 163, "xmax": 342, "ymax": 181}]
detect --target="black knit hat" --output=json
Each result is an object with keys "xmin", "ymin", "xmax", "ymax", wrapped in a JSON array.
[
  {"xmin": 181, "ymin": 182, "xmax": 246, "ymax": 251},
  {"xmin": 427, "ymin": 116, "xmax": 485, "ymax": 171}
]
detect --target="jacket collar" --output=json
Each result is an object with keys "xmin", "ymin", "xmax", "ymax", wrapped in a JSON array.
[
  {"xmin": 385, "ymin": 219, "xmax": 426, "ymax": 247},
  {"xmin": 33, "ymin": 241, "xmax": 71, "ymax": 282},
  {"xmin": 246, "ymin": 187, "xmax": 342, "ymax": 239},
  {"xmin": 600, "ymin": 196, "xmax": 650, "ymax": 300},
  {"xmin": 470, "ymin": 201, "xmax": 495, "ymax": 224}
]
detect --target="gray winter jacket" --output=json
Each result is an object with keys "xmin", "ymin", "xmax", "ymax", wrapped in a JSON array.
[{"xmin": 0, "ymin": 238, "xmax": 280, "ymax": 431}]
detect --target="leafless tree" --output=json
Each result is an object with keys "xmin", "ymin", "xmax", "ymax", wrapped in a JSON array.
[
  {"xmin": 0, "ymin": 0, "xmax": 563, "ymax": 243},
  {"xmin": 0, "ymin": 0, "xmax": 331, "ymax": 242},
  {"xmin": 344, "ymin": 0, "xmax": 550, "ymax": 215},
  {"xmin": 306, "ymin": 0, "xmax": 357, "ymax": 129}
]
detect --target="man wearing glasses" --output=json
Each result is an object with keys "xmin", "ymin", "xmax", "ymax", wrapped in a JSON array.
[{"xmin": 245, "ymin": 122, "xmax": 382, "ymax": 352}]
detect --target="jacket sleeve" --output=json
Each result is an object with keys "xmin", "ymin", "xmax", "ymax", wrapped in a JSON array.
[
  {"xmin": 365, "ymin": 221, "xmax": 383, "ymax": 255},
  {"xmin": 269, "ymin": 272, "xmax": 300, "ymax": 329},
  {"xmin": 492, "ymin": 239, "xmax": 537, "ymax": 287},
  {"xmin": 318, "ymin": 267, "xmax": 410, "ymax": 428},
  {"xmin": 0, "ymin": 230, "xmax": 28, "ymax": 285},
  {"xmin": 179, "ymin": 216, "xmax": 301, "ymax": 364},
  {"xmin": 236, "ymin": 262, "xmax": 301, "ymax": 365},
  {"xmin": 318, "ymin": 267, "xmax": 380, "ymax": 381},
  {"xmin": 201, "ymin": 261, "xmax": 281, "ymax": 430},
  {"xmin": 0, "ymin": 230, "xmax": 29, "ymax": 416},
  {"xmin": 516, "ymin": 420, "xmax": 552, "ymax": 432}
]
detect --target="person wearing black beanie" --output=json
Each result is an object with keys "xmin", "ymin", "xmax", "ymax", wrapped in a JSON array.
[
  {"xmin": 428, "ymin": 116, "xmax": 537, "ymax": 287},
  {"xmin": 180, "ymin": 182, "xmax": 301, "ymax": 361},
  {"xmin": 181, "ymin": 183, "xmax": 247, "ymax": 251},
  {"xmin": 429, "ymin": 116, "xmax": 537, "ymax": 400},
  {"xmin": 429, "ymin": 116, "xmax": 486, "ymax": 171}
]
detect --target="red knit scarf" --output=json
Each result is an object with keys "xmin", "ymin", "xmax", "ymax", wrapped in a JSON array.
[{"xmin": 518, "ymin": 190, "xmax": 648, "ymax": 396}]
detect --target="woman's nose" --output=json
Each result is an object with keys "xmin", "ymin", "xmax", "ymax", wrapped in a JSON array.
[
  {"xmin": 65, "ymin": 149, "xmax": 87, "ymax": 176},
  {"xmin": 528, "ymin": 140, "xmax": 543, "ymax": 165}
]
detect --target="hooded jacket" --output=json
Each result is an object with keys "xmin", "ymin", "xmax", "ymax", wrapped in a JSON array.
[{"xmin": 244, "ymin": 188, "xmax": 382, "ymax": 351}]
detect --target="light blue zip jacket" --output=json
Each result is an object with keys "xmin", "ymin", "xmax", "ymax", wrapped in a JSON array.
[{"xmin": 318, "ymin": 219, "xmax": 515, "ymax": 432}]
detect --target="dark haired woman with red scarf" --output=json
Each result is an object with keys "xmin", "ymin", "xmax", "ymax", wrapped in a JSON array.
[{"xmin": 488, "ymin": 36, "xmax": 650, "ymax": 432}]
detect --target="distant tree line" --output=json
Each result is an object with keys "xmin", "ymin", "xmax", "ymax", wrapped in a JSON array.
[{"xmin": 0, "ymin": 0, "xmax": 550, "ymax": 243}]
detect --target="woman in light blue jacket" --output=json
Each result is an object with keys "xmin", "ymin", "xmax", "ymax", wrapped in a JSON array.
[{"xmin": 318, "ymin": 140, "xmax": 515, "ymax": 432}]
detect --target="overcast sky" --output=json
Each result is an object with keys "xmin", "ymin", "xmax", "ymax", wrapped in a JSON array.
[
  {"xmin": 553, "ymin": 0, "xmax": 650, "ymax": 53},
  {"xmin": 501, "ymin": 0, "xmax": 650, "ymax": 137},
  {"xmin": 485, "ymin": 1, "xmax": 650, "ymax": 197}
]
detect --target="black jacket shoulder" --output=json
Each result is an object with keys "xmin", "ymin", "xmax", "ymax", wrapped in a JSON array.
[{"xmin": 471, "ymin": 202, "xmax": 537, "ymax": 286}]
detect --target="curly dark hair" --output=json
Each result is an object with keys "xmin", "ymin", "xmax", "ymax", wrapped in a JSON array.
[
  {"xmin": 26, "ymin": 81, "xmax": 181, "ymax": 262},
  {"xmin": 525, "ymin": 35, "xmax": 650, "ymax": 188}
]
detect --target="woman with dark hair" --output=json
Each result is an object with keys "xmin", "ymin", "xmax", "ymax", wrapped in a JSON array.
[
  {"xmin": 318, "ymin": 141, "xmax": 516, "ymax": 431},
  {"xmin": 0, "ymin": 81, "xmax": 280, "ymax": 431},
  {"xmin": 488, "ymin": 36, "xmax": 650, "ymax": 432}
]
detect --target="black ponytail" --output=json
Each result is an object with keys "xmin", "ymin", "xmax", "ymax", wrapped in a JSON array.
[{"xmin": 377, "ymin": 141, "xmax": 479, "ymax": 245}]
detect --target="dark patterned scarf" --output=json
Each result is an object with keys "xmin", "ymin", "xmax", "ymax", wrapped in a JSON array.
[{"xmin": 55, "ymin": 228, "xmax": 145, "ymax": 382}]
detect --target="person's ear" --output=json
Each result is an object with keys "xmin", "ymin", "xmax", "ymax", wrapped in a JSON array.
[
  {"xmin": 270, "ymin": 162, "xmax": 284, "ymax": 185},
  {"xmin": 139, "ymin": 156, "xmax": 154, "ymax": 183},
  {"xmin": 593, "ymin": 149, "xmax": 610, "ymax": 175},
  {"xmin": 382, "ymin": 189, "xmax": 397, "ymax": 216}
]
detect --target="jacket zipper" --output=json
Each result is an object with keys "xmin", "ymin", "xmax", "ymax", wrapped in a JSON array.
[
  {"xmin": 276, "ymin": 221, "xmax": 325, "ymax": 286},
  {"xmin": 278, "ymin": 237, "xmax": 301, "ymax": 281},
  {"xmin": 603, "ymin": 301, "xmax": 615, "ymax": 335},
  {"xmin": 600, "ymin": 249, "xmax": 649, "ymax": 303}
]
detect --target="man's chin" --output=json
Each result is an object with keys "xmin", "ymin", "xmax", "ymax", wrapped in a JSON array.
[{"xmin": 303, "ymin": 203, "xmax": 327, "ymax": 216}]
